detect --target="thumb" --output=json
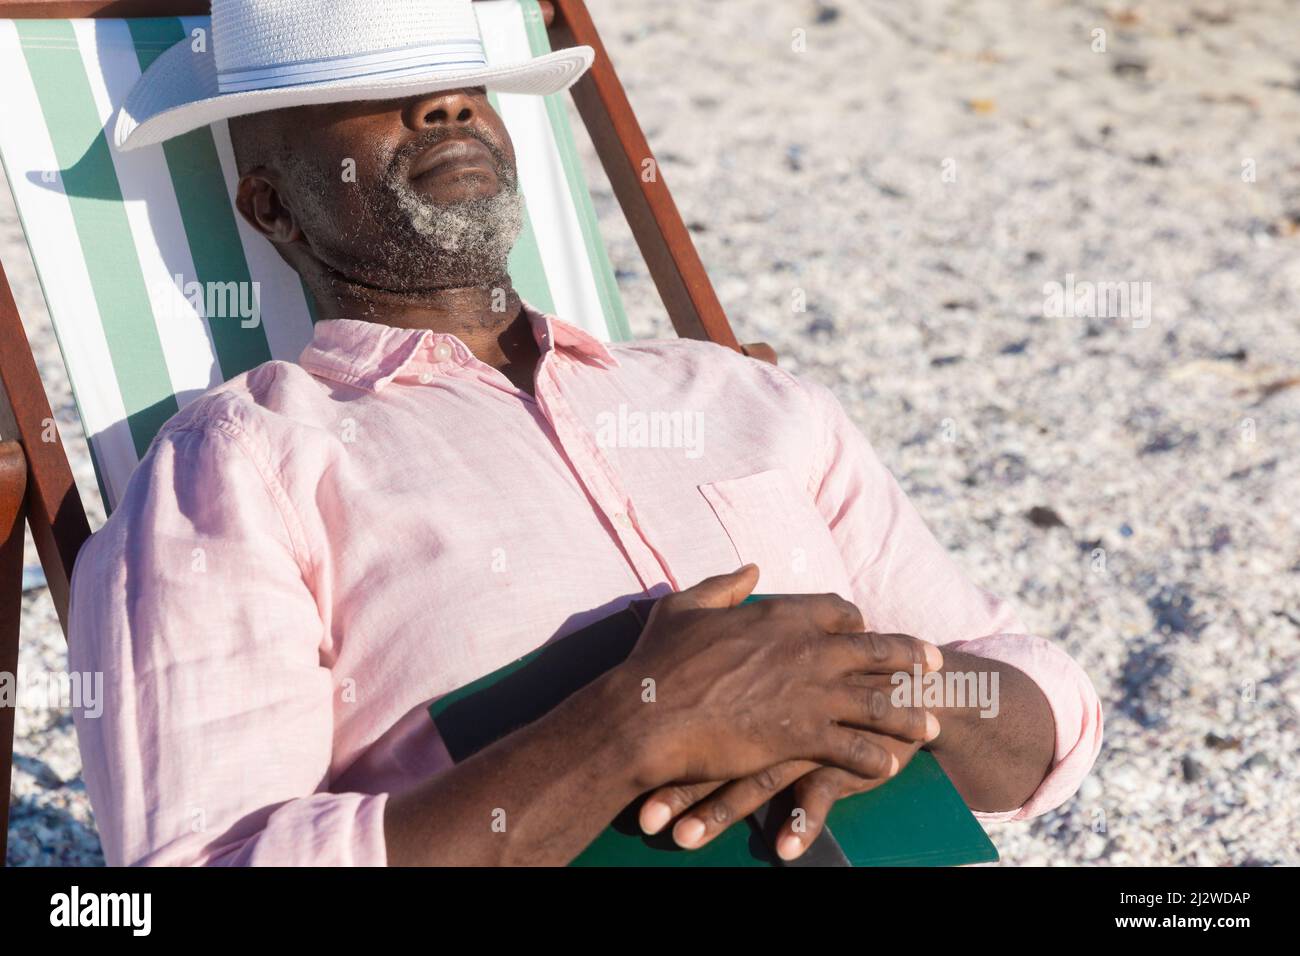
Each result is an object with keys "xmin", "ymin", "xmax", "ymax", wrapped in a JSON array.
[{"xmin": 675, "ymin": 564, "xmax": 760, "ymax": 610}]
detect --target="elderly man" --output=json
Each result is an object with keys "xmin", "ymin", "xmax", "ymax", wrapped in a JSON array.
[{"xmin": 69, "ymin": 0, "xmax": 1100, "ymax": 866}]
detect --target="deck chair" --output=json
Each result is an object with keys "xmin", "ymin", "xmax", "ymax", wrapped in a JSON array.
[{"xmin": 0, "ymin": 0, "xmax": 744, "ymax": 863}]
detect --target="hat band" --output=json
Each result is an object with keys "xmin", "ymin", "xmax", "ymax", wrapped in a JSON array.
[{"xmin": 216, "ymin": 39, "xmax": 489, "ymax": 93}]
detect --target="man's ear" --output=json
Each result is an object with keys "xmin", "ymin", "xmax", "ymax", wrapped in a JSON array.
[{"xmin": 234, "ymin": 173, "xmax": 302, "ymax": 245}]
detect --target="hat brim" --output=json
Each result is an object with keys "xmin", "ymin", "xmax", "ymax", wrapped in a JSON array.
[{"xmin": 114, "ymin": 38, "xmax": 595, "ymax": 151}]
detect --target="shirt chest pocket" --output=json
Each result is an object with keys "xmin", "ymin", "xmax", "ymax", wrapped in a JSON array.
[{"xmin": 697, "ymin": 468, "xmax": 853, "ymax": 599}]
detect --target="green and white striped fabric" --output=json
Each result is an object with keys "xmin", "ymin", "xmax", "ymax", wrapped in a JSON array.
[{"xmin": 0, "ymin": 0, "xmax": 629, "ymax": 514}]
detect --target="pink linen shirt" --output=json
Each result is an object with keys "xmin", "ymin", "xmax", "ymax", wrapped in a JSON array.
[{"xmin": 68, "ymin": 301, "xmax": 1102, "ymax": 866}]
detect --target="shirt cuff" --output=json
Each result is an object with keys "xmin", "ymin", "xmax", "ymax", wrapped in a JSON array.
[
  {"xmin": 945, "ymin": 633, "xmax": 1103, "ymax": 822},
  {"xmin": 200, "ymin": 791, "xmax": 391, "ymax": 866}
]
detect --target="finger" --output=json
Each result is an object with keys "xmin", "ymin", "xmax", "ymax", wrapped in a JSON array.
[
  {"xmin": 669, "ymin": 760, "xmax": 818, "ymax": 850},
  {"xmin": 816, "ymin": 725, "xmax": 904, "ymax": 779},
  {"xmin": 668, "ymin": 564, "xmax": 760, "ymax": 611},
  {"xmin": 825, "ymin": 683, "xmax": 940, "ymax": 742},
  {"xmin": 638, "ymin": 780, "xmax": 725, "ymax": 835},
  {"xmin": 765, "ymin": 592, "xmax": 865, "ymax": 635},
  {"xmin": 842, "ymin": 671, "xmax": 905, "ymax": 689},
  {"xmin": 826, "ymin": 631, "xmax": 943, "ymax": 676},
  {"xmin": 777, "ymin": 767, "xmax": 861, "ymax": 861}
]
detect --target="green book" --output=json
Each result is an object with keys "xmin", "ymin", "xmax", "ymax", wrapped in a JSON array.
[
  {"xmin": 572, "ymin": 750, "xmax": 995, "ymax": 867},
  {"xmin": 429, "ymin": 595, "xmax": 998, "ymax": 867}
]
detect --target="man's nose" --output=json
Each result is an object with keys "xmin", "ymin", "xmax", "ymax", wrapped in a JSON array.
[{"xmin": 402, "ymin": 88, "xmax": 479, "ymax": 132}]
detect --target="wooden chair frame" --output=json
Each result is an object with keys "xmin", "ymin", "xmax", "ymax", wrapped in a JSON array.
[{"xmin": 0, "ymin": 0, "xmax": 740, "ymax": 863}]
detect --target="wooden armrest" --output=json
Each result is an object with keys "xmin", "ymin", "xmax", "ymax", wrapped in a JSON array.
[{"xmin": 0, "ymin": 440, "xmax": 27, "ymax": 866}]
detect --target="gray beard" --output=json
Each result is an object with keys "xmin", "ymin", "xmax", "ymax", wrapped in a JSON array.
[
  {"xmin": 287, "ymin": 136, "xmax": 525, "ymax": 294},
  {"xmin": 379, "ymin": 169, "xmax": 525, "ymax": 290}
]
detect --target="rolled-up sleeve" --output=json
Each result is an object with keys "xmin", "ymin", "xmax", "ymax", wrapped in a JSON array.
[
  {"xmin": 67, "ymin": 410, "xmax": 388, "ymax": 866},
  {"xmin": 803, "ymin": 380, "xmax": 1102, "ymax": 820}
]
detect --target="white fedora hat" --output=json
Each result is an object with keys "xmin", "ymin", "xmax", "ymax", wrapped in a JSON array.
[{"xmin": 114, "ymin": 0, "xmax": 594, "ymax": 152}]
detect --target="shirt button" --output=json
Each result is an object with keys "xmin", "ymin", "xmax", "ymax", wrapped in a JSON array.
[
  {"xmin": 433, "ymin": 342, "xmax": 453, "ymax": 362},
  {"xmin": 613, "ymin": 512, "xmax": 632, "ymax": 529}
]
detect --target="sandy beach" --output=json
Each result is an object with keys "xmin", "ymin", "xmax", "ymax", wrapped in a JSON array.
[{"xmin": 4, "ymin": 0, "xmax": 1298, "ymax": 865}]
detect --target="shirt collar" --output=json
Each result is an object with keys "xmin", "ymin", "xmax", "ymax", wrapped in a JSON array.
[{"xmin": 298, "ymin": 299, "xmax": 620, "ymax": 392}]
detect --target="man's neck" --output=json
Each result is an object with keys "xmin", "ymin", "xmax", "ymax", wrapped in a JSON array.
[{"xmin": 311, "ymin": 279, "xmax": 543, "ymax": 395}]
